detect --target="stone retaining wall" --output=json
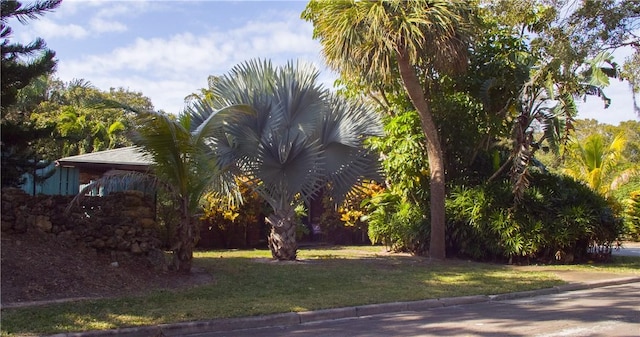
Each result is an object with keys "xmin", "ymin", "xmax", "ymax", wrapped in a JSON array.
[{"xmin": 1, "ymin": 188, "xmax": 161, "ymax": 255}]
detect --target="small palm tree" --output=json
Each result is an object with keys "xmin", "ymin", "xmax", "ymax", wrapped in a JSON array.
[
  {"xmin": 74, "ymin": 108, "xmax": 244, "ymax": 273},
  {"xmin": 563, "ymin": 132, "xmax": 638, "ymax": 196},
  {"xmin": 186, "ymin": 59, "xmax": 383, "ymax": 260}
]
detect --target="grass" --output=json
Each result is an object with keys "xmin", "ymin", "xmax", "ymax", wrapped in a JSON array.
[{"xmin": 1, "ymin": 246, "xmax": 638, "ymax": 336}]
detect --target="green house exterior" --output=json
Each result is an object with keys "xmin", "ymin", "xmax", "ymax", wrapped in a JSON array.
[{"xmin": 21, "ymin": 147, "xmax": 152, "ymax": 196}]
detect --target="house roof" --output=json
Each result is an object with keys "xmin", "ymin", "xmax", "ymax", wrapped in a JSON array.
[{"xmin": 56, "ymin": 146, "xmax": 153, "ymax": 172}]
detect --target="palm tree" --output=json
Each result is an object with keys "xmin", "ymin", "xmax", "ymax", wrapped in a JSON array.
[
  {"xmin": 563, "ymin": 132, "xmax": 638, "ymax": 197},
  {"xmin": 302, "ymin": 0, "xmax": 476, "ymax": 259},
  {"xmin": 74, "ymin": 108, "xmax": 244, "ymax": 273},
  {"xmin": 185, "ymin": 59, "xmax": 383, "ymax": 260}
]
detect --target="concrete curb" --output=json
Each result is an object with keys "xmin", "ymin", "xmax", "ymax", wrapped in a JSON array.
[{"xmin": 43, "ymin": 276, "xmax": 640, "ymax": 337}]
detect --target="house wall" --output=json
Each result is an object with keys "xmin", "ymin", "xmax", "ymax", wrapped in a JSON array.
[
  {"xmin": 1, "ymin": 188, "xmax": 161, "ymax": 257},
  {"xmin": 21, "ymin": 164, "xmax": 80, "ymax": 196}
]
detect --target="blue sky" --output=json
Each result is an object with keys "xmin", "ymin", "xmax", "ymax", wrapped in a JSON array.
[{"xmin": 10, "ymin": 0, "xmax": 639, "ymax": 125}]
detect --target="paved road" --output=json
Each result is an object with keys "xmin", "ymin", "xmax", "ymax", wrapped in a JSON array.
[
  {"xmin": 613, "ymin": 243, "xmax": 640, "ymax": 257},
  {"xmin": 187, "ymin": 282, "xmax": 640, "ymax": 337}
]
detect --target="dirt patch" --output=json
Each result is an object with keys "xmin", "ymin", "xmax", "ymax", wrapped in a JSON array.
[{"xmin": 1, "ymin": 230, "xmax": 214, "ymax": 306}]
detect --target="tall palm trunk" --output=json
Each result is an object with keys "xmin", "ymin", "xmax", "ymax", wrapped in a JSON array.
[
  {"xmin": 171, "ymin": 200, "xmax": 197, "ymax": 273},
  {"xmin": 266, "ymin": 206, "xmax": 298, "ymax": 260},
  {"xmin": 397, "ymin": 50, "xmax": 447, "ymax": 260}
]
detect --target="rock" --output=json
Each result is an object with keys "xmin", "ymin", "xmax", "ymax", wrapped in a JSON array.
[
  {"xmin": 139, "ymin": 241, "xmax": 149, "ymax": 252},
  {"xmin": 117, "ymin": 240, "xmax": 131, "ymax": 251},
  {"xmin": 35, "ymin": 215, "xmax": 52, "ymax": 232},
  {"xmin": 137, "ymin": 218, "xmax": 156, "ymax": 228},
  {"xmin": 2, "ymin": 188, "xmax": 163, "ymax": 260},
  {"xmin": 130, "ymin": 242, "xmax": 142, "ymax": 254},
  {"xmin": 147, "ymin": 248, "xmax": 168, "ymax": 271},
  {"xmin": 106, "ymin": 237, "xmax": 116, "ymax": 248},
  {"xmin": 124, "ymin": 196, "xmax": 144, "ymax": 207},
  {"xmin": 1, "ymin": 220, "xmax": 13, "ymax": 232},
  {"xmin": 92, "ymin": 239, "xmax": 106, "ymax": 249},
  {"xmin": 110, "ymin": 261, "xmax": 119, "ymax": 268},
  {"xmin": 13, "ymin": 215, "xmax": 27, "ymax": 232}
]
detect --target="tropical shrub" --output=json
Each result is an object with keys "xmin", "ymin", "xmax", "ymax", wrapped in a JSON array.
[
  {"xmin": 610, "ymin": 175, "xmax": 640, "ymax": 241},
  {"xmin": 447, "ymin": 172, "xmax": 624, "ymax": 263},
  {"xmin": 200, "ymin": 181, "xmax": 267, "ymax": 248},
  {"xmin": 319, "ymin": 181, "xmax": 383, "ymax": 244},
  {"xmin": 622, "ymin": 190, "xmax": 640, "ymax": 241},
  {"xmin": 363, "ymin": 188, "xmax": 430, "ymax": 254}
]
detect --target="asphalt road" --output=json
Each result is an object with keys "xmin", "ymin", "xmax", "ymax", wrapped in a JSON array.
[
  {"xmin": 613, "ymin": 243, "xmax": 640, "ymax": 257},
  {"xmin": 188, "ymin": 282, "xmax": 640, "ymax": 337}
]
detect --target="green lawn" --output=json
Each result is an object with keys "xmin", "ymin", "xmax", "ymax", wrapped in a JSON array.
[{"xmin": 1, "ymin": 246, "xmax": 637, "ymax": 336}]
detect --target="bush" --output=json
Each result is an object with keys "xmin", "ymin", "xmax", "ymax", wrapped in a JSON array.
[
  {"xmin": 446, "ymin": 172, "xmax": 624, "ymax": 263},
  {"xmin": 622, "ymin": 190, "xmax": 640, "ymax": 241},
  {"xmin": 318, "ymin": 182, "xmax": 382, "ymax": 245},
  {"xmin": 363, "ymin": 189, "xmax": 430, "ymax": 254},
  {"xmin": 199, "ymin": 183, "xmax": 269, "ymax": 249}
]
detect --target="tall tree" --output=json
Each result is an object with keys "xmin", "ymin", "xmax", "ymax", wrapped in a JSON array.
[
  {"xmin": 302, "ymin": 0, "xmax": 477, "ymax": 259},
  {"xmin": 478, "ymin": 0, "xmax": 639, "ymax": 197},
  {"xmin": 1, "ymin": 0, "xmax": 60, "ymax": 108},
  {"xmin": 1, "ymin": 0, "xmax": 61, "ymax": 187},
  {"xmin": 186, "ymin": 59, "xmax": 383, "ymax": 260}
]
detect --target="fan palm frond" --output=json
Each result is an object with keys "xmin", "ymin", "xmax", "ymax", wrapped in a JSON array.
[{"xmin": 66, "ymin": 169, "xmax": 158, "ymax": 212}]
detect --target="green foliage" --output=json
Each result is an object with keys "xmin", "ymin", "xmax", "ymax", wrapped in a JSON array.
[
  {"xmin": 293, "ymin": 203, "xmax": 309, "ymax": 240},
  {"xmin": 561, "ymin": 132, "xmax": 629, "ymax": 195},
  {"xmin": 1, "ymin": 0, "xmax": 60, "ymax": 109},
  {"xmin": 431, "ymin": 88, "xmax": 495, "ymax": 183},
  {"xmin": 154, "ymin": 189, "xmax": 181, "ymax": 249},
  {"xmin": 1, "ymin": 0, "xmax": 60, "ymax": 187},
  {"xmin": 362, "ymin": 188, "xmax": 430, "ymax": 255},
  {"xmin": 368, "ymin": 110, "xmax": 430, "ymax": 203},
  {"xmin": 200, "ymin": 179, "xmax": 268, "ymax": 248},
  {"xmin": 622, "ymin": 191, "xmax": 640, "ymax": 241},
  {"xmin": 447, "ymin": 172, "xmax": 624, "ymax": 263},
  {"xmin": 30, "ymin": 79, "xmax": 152, "ymax": 159},
  {"xmin": 363, "ymin": 109, "xmax": 432, "ymax": 254},
  {"xmin": 477, "ymin": 0, "xmax": 638, "ymax": 198}
]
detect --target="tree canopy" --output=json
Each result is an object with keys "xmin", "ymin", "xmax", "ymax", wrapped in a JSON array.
[
  {"xmin": 1, "ymin": 0, "xmax": 61, "ymax": 187},
  {"xmin": 303, "ymin": 0, "xmax": 478, "ymax": 259}
]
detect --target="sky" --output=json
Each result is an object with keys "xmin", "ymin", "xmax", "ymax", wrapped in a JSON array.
[{"xmin": 9, "ymin": 0, "xmax": 640, "ymax": 125}]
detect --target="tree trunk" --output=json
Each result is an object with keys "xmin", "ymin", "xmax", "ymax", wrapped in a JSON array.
[
  {"xmin": 266, "ymin": 206, "xmax": 298, "ymax": 260},
  {"xmin": 171, "ymin": 205, "xmax": 197, "ymax": 274},
  {"xmin": 397, "ymin": 50, "xmax": 447, "ymax": 260}
]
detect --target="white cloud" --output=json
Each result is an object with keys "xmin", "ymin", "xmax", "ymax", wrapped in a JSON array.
[
  {"xmin": 90, "ymin": 18, "xmax": 127, "ymax": 33},
  {"xmin": 94, "ymin": 2, "xmax": 151, "ymax": 18},
  {"xmin": 24, "ymin": 18, "xmax": 89, "ymax": 40},
  {"xmin": 86, "ymin": 75, "xmax": 199, "ymax": 114},
  {"xmin": 53, "ymin": 3, "xmax": 334, "ymax": 114},
  {"xmin": 60, "ymin": 15, "xmax": 320, "ymax": 76},
  {"xmin": 232, "ymin": 18, "xmax": 318, "ymax": 55}
]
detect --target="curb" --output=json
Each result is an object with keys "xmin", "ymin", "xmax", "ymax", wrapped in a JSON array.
[{"xmin": 43, "ymin": 276, "xmax": 640, "ymax": 337}]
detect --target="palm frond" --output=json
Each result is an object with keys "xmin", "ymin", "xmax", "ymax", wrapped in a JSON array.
[
  {"xmin": 67, "ymin": 170, "xmax": 159, "ymax": 212},
  {"xmin": 193, "ymin": 59, "xmax": 384, "ymax": 212}
]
